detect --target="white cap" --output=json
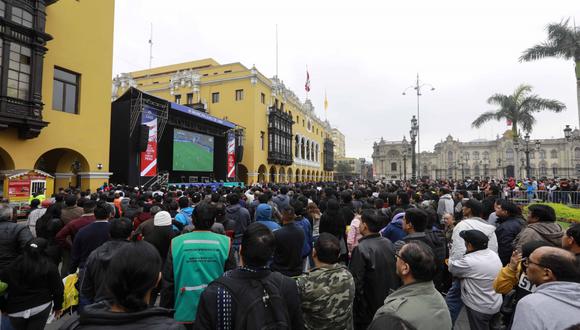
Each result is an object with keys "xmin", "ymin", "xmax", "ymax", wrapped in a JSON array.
[{"xmin": 154, "ymin": 211, "xmax": 172, "ymax": 227}]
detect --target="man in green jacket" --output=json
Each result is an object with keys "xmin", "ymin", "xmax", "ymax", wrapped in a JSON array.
[{"xmin": 368, "ymin": 241, "xmax": 452, "ymax": 330}]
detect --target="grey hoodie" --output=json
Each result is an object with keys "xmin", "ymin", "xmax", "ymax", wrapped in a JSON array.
[
  {"xmin": 514, "ymin": 222, "xmax": 563, "ymax": 251},
  {"xmin": 511, "ymin": 281, "xmax": 580, "ymax": 330}
]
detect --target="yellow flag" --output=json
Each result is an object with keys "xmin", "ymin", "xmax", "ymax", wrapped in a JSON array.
[{"xmin": 324, "ymin": 92, "xmax": 328, "ymax": 111}]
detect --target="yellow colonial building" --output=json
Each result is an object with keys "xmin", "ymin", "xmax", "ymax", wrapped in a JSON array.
[
  {"xmin": 113, "ymin": 59, "xmax": 335, "ymax": 184},
  {"xmin": 0, "ymin": 0, "xmax": 115, "ymax": 198}
]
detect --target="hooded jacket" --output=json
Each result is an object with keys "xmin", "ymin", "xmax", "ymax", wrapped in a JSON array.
[
  {"xmin": 511, "ymin": 281, "xmax": 580, "ymax": 330},
  {"xmin": 255, "ymin": 204, "xmax": 281, "ymax": 231},
  {"xmin": 60, "ymin": 301, "xmax": 185, "ymax": 330},
  {"xmin": 514, "ymin": 222, "xmax": 563, "ymax": 251},
  {"xmin": 437, "ymin": 194, "xmax": 454, "ymax": 218},
  {"xmin": 225, "ymin": 204, "xmax": 251, "ymax": 242},
  {"xmin": 380, "ymin": 213, "xmax": 406, "ymax": 243}
]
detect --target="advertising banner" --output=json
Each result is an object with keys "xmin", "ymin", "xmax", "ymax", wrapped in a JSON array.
[
  {"xmin": 227, "ymin": 132, "xmax": 236, "ymax": 178},
  {"xmin": 140, "ymin": 106, "xmax": 158, "ymax": 177}
]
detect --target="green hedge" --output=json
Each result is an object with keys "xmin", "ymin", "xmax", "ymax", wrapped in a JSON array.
[{"xmin": 524, "ymin": 203, "xmax": 580, "ymax": 224}]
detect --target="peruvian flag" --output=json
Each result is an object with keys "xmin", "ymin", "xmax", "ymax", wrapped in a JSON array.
[{"xmin": 305, "ymin": 70, "xmax": 311, "ymax": 92}]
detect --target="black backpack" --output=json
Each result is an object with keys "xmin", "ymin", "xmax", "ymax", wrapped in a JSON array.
[{"xmin": 213, "ymin": 272, "xmax": 290, "ymax": 330}]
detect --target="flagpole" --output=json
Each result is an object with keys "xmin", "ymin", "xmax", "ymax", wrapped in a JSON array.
[
  {"xmin": 306, "ymin": 65, "xmax": 309, "ymax": 100},
  {"xmin": 275, "ymin": 24, "xmax": 278, "ymax": 78}
]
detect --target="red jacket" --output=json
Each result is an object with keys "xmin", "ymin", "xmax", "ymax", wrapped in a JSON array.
[{"xmin": 55, "ymin": 214, "xmax": 96, "ymax": 250}]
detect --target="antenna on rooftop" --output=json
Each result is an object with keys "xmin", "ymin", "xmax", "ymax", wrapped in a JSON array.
[
  {"xmin": 148, "ymin": 23, "xmax": 153, "ymax": 77},
  {"xmin": 275, "ymin": 24, "xmax": 279, "ymax": 78}
]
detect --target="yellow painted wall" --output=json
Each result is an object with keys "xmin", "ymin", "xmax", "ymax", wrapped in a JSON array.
[
  {"xmin": 0, "ymin": 0, "xmax": 115, "ymax": 194},
  {"xmin": 117, "ymin": 59, "xmax": 334, "ymax": 183}
]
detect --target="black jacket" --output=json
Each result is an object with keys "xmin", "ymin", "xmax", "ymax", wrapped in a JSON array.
[
  {"xmin": 143, "ymin": 225, "xmax": 174, "ymax": 266},
  {"xmin": 496, "ymin": 217, "xmax": 525, "ymax": 266},
  {"xmin": 349, "ymin": 233, "xmax": 400, "ymax": 328},
  {"xmin": 59, "ymin": 301, "xmax": 185, "ymax": 330},
  {"xmin": 1, "ymin": 257, "xmax": 63, "ymax": 313},
  {"xmin": 36, "ymin": 216, "xmax": 64, "ymax": 265},
  {"xmin": 195, "ymin": 268, "xmax": 304, "ymax": 330},
  {"xmin": 0, "ymin": 221, "xmax": 33, "ymax": 271},
  {"xmin": 81, "ymin": 240, "xmax": 129, "ymax": 304},
  {"xmin": 270, "ymin": 223, "xmax": 305, "ymax": 277}
]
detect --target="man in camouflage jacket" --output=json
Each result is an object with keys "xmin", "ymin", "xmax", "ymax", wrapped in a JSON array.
[{"xmin": 296, "ymin": 233, "xmax": 355, "ymax": 330}]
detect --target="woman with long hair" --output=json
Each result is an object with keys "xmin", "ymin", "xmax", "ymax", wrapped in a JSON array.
[
  {"xmin": 1, "ymin": 237, "xmax": 63, "ymax": 330},
  {"xmin": 61, "ymin": 240, "xmax": 184, "ymax": 329}
]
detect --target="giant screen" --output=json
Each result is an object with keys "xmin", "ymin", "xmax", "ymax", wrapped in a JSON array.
[{"xmin": 172, "ymin": 129, "xmax": 214, "ymax": 172}]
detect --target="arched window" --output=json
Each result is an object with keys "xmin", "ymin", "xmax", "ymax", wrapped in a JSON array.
[
  {"xmin": 391, "ymin": 162, "xmax": 397, "ymax": 171},
  {"xmin": 550, "ymin": 149, "xmax": 557, "ymax": 159},
  {"xmin": 539, "ymin": 162, "xmax": 547, "ymax": 176},
  {"xmin": 295, "ymin": 136, "xmax": 300, "ymax": 158},
  {"xmin": 539, "ymin": 150, "xmax": 546, "ymax": 160},
  {"xmin": 447, "ymin": 151, "xmax": 454, "ymax": 162},
  {"xmin": 506, "ymin": 148, "xmax": 514, "ymax": 161},
  {"xmin": 473, "ymin": 151, "xmax": 480, "ymax": 160}
]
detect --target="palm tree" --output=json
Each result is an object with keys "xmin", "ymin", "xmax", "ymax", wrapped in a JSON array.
[
  {"xmin": 519, "ymin": 18, "xmax": 580, "ymax": 126},
  {"xmin": 472, "ymin": 84, "xmax": 566, "ymax": 139}
]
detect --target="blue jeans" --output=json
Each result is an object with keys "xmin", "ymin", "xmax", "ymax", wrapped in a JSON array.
[
  {"xmin": 1, "ymin": 315, "xmax": 14, "ymax": 330},
  {"xmin": 446, "ymin": 279, "xmax": 463, "ymax": 325}
]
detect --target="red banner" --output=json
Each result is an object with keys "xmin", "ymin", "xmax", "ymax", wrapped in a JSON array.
[
  {"xmin": 227, "ymin": 133, "xmax": 236, "ymax": 178},
  {"xmin": 140, "ymin": 106, "xmax": 158, "ymax": 177}
]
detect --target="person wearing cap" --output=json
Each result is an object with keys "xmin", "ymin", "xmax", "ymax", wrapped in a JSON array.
[
  {"xmin": 493, "ymin": 240, "xmax": 553, "ymax": 327},
  {"xmin": 144, "ymin": 211, "xmax": 175, "ymax": 267},
  {"xmin": 255, "ymin": 203, "xmax": 281, "ymax": 231},
  {"xmin": 449, "ymin": 229, "xmax": 502, "ymax": 330},
  {"xmin": 446, "ymin": 198, "xmax": 498, "ymax": 325}
]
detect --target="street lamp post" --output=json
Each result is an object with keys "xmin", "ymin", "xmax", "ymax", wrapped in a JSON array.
[
  {"xmin": 410, "ymin": 116, "xmax": 418, "ymax": 182},
  {"xmin": 458, "ymin": 155, "xmax": 465, "ymax": 180},
  {"xmin": 514, "ymin": 133, "xmax": 541, "ymax": 179},
  {"xmin": 497, "ymin": 157, "xmax": 503, "ymax": 179},
  {"xmin": 402, "ymin": 74, "xmax": 435, "ymax": 180},
  {"xmin": 563, "ymin": 125, "xmax": 577, "ymax": 178},
  {"xmin": 402, "ymin": 147, "xmax": 408, "ymax": 181}
]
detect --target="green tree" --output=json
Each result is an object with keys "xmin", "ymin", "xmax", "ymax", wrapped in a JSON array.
[
  {"xmin": 519, "ymin": 18, "xmax": 580, "ymax": 126},
  {"xmin": 472, "ymin": 84, "xmax": 566, "ymax": 139}
]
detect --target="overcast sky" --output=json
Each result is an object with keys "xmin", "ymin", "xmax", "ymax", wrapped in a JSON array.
[{"xmin": 113, "ymin": 0, "xmax": 580, "ymax": 160}]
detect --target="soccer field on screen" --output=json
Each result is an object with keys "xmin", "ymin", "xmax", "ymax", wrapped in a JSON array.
[{"xmin": 173, "ymin": 141, "xmax": 213, "ymax": 171}]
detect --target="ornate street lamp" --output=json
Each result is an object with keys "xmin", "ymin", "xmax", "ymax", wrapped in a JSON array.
[
  {"xmin": 410, "ymin": 116, "xmax": 418, "ymax": 182},
  {"xmin": 402, "ymin": 74, "xmax": 435, "ymax": 179},
  {"xmin": 401, "ymin": 142, "xmax": 408, "ymax": 181}
]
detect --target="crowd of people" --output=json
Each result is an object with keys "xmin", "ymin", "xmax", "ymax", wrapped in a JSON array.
[{"xmin": 0, "ymin": 178, "xmax": 579, "ymax": 330}]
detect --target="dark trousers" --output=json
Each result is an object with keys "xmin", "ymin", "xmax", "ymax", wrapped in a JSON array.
[
  {"xmin": 465, "ymin": 306, "xmax": 495, "ymax": 330},
  {"xmin": 445, "ymin": 279, "xmax": 464, "ymax": 325},
  {"xmin": 8, "ymin": 304, "xmax": 51, "ymax": 330}
]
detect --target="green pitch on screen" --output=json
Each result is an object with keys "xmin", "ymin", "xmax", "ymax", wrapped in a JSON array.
[{"xmin": 172, "ymin": 132, "xmax": 214, "ymax": 171}]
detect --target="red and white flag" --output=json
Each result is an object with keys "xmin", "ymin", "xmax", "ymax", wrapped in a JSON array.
[
  {"xmin": 305, "ymin": 70, "xmax": 311, "ymax": 92},
  {"xmin": 506, "ymin": 119, "xmax": 513, "ymax": 126}
]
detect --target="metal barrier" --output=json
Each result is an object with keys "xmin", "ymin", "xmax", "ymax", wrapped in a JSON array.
[
  {"xmin": 459, "ymin": 190, "xmax": 580, "ymax": 208},
  {"xmin": 505, "ymin": 190, "xmax": 580, "ymax": 208}
]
